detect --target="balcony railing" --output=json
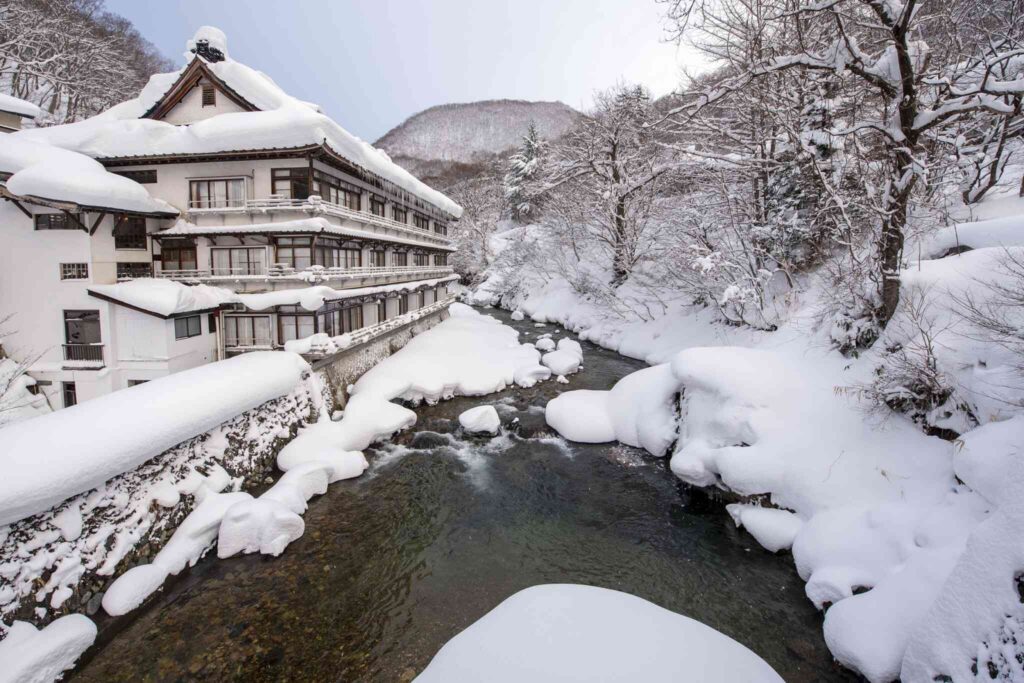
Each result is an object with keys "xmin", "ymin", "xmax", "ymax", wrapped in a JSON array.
[
  {"xmin": 186, "ymin": 196, "xmax": 452, "ymax": 246},
  {"xmin": 153, "ymin": 265, "xmax": 454, "ymax": 283},
  {"xmin": 63, "ymin": 343, "xmax": 104, "ymax": 364}
]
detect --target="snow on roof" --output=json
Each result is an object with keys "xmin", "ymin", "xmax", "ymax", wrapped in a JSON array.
[
  {"xmin": 0, "ymin": 352, "xmax": 309, "ymax": 527},
  {"xmin": 0, "ymin": 136, "xmax": 177, "ymax": 216},
  {"xmin": 12, "ymin": 28, "xmax": 462, "ymax": 219},
  {"xmin": 88, "ymin": 279, "xmax": 238, "ymax": 317},
  {"xmin": 0, "ymin": 92, "xmax": 41, "ymax": 119},
  {"xmin": 238, "ymin": 275, "xmax": 459, "ymax": 311},
  {"xmin": 159, "ymin": 217, "xmax": 457, "ymax": 251}
]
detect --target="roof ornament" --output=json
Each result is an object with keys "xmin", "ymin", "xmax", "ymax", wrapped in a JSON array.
[{"xmin": 191, "ymin": 39, "xmax": 225, "ymax": 63}]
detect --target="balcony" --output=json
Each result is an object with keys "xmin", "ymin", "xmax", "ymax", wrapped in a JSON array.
[
  {"xmin": 62, "ymin": 343, "xmax": 104, "ymax": 367},
  {"xmin": 186, "ymin": 196, "xmax": 452, "ymax": 247},
  {"xmin": 151, "ymin": 264, "xmax": 455, "ymax": 284}
]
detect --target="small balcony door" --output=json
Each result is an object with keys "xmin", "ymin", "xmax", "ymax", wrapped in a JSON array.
[
  {"xmin": 63, "ymin": 310, "xmax": 103, "ymax": 362},
  {"xmin": 224, "ymin": 315, "xmax": 273, "ymax": 348}
]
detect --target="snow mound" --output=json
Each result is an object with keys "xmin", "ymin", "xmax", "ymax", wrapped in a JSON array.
[
  {"xmin": 510, "ymin": 310, "xmax": 525, "ymax": 321},
  {"xmin": 277, "ymin": 429, "xmax": 369, "ymax": 482},
  {"xmin": 0, "ymin": 352, "xmax": 309, "ymax": 526},
  {"xmin": 535, "ymin": 337, "xmax": 556, "ymax": 352},
  {"xmin": 0, "ymin": 136, "xmax": 175, "ymax": 215},
  {"xmin": 101, "ymin": 564, "xmax": 169, "ymax": 616},
  {"xmin": 414, "ymin": 584, "xmax": 783, "ymax": 683},
  {"xmin": 0, "ymin": 615, "xmax": 96, "ymax": 683},
  {"xmin": 152, "ymin": 491, "xmax": 252, "ymax": 574},
  {"xmin": 217, "ymin": 498, "xmax": 305, "ymax": 558},
  {"xmin": 0, "ymin": 92, "xmax": 41, "ymax": 119},
  {"xmin": 459, "ymin": 406, "xmax": 501, "ymax": 435},
  {"xmin": 88, "ymin": 279, "xmax": 238, "ymax": 317},
  {"xmin": 918, "ymin": 214, "xmax": 1024, "ymax": 259},
  {"xmin": 726, "ymin": 504, "xmax": 803, "ymax": 553}
]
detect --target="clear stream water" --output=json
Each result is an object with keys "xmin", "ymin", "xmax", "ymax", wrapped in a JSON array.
[{"xmin": 72, "ymin": 308, "xmax": 858, "ymax": 682}]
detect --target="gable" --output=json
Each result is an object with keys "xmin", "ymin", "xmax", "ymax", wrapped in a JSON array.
[{"xmin": 142, "ymin": 59, "xmax": 258, "ymax": 124}]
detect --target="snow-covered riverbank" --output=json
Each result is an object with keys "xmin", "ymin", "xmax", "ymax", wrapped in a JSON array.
[{"xmin": 472, "ymin": 198, "xmax": 1024, "ymax": 681}]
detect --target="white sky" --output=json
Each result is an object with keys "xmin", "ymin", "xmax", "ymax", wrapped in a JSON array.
[{"xmin": 105, "ymin": 0, "xmax": 703, "ymax": 142}]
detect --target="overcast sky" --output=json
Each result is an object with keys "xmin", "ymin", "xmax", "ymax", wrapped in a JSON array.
[{"xmin": 105, "ymin": 0, "xmax": 700, "ymax": 142}]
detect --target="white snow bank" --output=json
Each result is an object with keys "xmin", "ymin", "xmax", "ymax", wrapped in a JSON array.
[
  {"xmin": 89, "ymin": 279, "xmax": 237, "ymax": 317},
  {"xmin": 0, "ymin": 615, "xmax": 96, "ymax": 683},
  {"xmin": 459, "ymin": 406, "xmax": 501, "ymax": 435},
  {"xmin": 726, "ymin": 505, "xmax": 802, "ymax": 553},
  {"xmin": 238, "ymin": 273, "xmax": 459, "ymax": 312},
  {"xmin": 277, "ymin": 426, "xmax": 369, "ymax": 482},
  {"xmin": 414, "ymin": 584, "xmax": 783, "ymax": 683},
  {"xmin": 152, "ymin": 491, "xmax": 252, "ymax": 574},
  {"xmin": 0, "ymin": 92, "xmax": 41, "ymax": 119},
  {"xmin": 918, "ymin": 214, "xmax": 1024, "ymax": 259},
  {"xmin": 217, "ymin": 498, "xmax": 305, "ymax": 558},
  {"xmin": 0, "ymin": 352, "xmax": 309, "ymax": 526},
  {"xmin": 0, "ymin": 136, "xmax": 175, "ymax": 215},
  {"xmin": 100, "ymin": 564, "xmax": 169, "ymax": 616}
]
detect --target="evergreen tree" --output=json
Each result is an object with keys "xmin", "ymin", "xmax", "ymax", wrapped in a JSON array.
[{"xmin": 503, "ymin": 122, "xmax": 546, "ymax": 222}]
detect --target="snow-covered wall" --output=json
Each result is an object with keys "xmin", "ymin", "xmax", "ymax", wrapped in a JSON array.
[{"xmin": 0, "ymin": 363, "xmax": 323, "ymax": 625}]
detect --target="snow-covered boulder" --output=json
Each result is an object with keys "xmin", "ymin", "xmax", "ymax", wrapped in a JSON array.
[
  {"xmin": 102, "ymin": 564, "xmax": 169, "ymax": 616},
  {"xmin": 726, "ymin": 505, "xmax": 802, "ymax": 553},
  {"xmin": 541, "ymin": 350, "xmax": 580, "ymax": 376},
  {"xmin": 535, "ymin": 337, "xmax": 556, "ymax": 352},
  {"xmin": 152, "ymin": 491, "xmax": 253, "ymax": 575},
  {"xmin": 218, "ymin": 498, "xmax": 305, "ymax": 558},
  {"xmin": 510, "ymin": 310, "xmax": 525, "ymax": 321},
  {"xmin": 414, "ymin": 584, "xmax": 783, "ymax": 683},
  {"xmin": 513, "ymin": 364, "xmax": 551, "ymax": 388},
  {"xmin": 459, "ymin": 406, "xmax": 501, "ymax": 435},
  {"xmin": 260, "ymin": 462, "xmax": 332, "ymax": 514},
  {"xmin": 277, "ymin": 423, "xmax": 370, "ymax": 482},
  {"xmin": 0, "ymin": 615, "xmax": 96, "ymax": 683}
]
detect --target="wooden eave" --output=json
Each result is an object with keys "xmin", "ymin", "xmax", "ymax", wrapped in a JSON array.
[
  {"xmin": 142, "ymin": 58, "xmax": 259, "ymax": 121},
  {"xmin": 0, "ymin": 185, "xmax": 179, "ymax": 219}
]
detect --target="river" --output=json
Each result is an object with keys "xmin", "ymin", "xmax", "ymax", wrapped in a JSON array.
[{"xmin": 72, "ymin": 307, "xmax": 857, "ymax": 682}]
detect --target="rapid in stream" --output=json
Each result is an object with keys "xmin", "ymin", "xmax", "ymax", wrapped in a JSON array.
[{"xmin": 72, "ymin": 308, "xmax": 856, "ymax": 682}]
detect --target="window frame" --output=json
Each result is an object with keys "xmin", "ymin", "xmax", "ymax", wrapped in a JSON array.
[
  {"xmin": 174, "ymin": 314, "xmax": 202, "ymax": 340},
  {"xmin": 160, "ymin": 244, "xmax": 198, "ymax": 272},
  {"xmin": 189, "ymin": 177, "xmax": 247, "ymax": 209},
  {"xmin": 62, "ymin": 382, "xmax": 77, "ymax": 408},
  {"xmin": 114, "ymin": 216, "xmax": 147, "ymax": 250},
  {"xmin": 35, "ymin": 213, "xmax": 81, "ymax": 231},
  {"xmin": 201, "ymin": 83, "xmax": 216, "ymax": 107},
  {"xmin": 60, "ymin": 263, "xmax": 89, "ymax": 281}
]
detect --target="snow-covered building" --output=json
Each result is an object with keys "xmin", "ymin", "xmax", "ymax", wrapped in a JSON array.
[
  {"xmin": 0, "ymin": 27, "xmax": 461, "ymax": 410},
  {"xmin": 0, "ymin": 93, "xmax": 40, "ymax": 133}
]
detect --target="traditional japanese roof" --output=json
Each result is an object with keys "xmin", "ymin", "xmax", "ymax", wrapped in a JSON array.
[
  {"xmin": 0, "ymin": 136, "xmax": 178, "ymax": 217},
  {"xmin": 88, "ymin": 279, "xmax": 237, "ymax": 318},
  {"xmin": 157, "ymin": 217, "xmax": 457, "ymax": 252},
  {"xmin": 11, "ymin": 27, "xmax": 462, "ymax": 220},
  {"xmin": 0, "ymin": 93, "xmax": 41, "ymax": 119}
]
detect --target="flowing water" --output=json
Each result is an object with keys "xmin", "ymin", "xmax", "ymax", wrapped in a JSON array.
[{"xmin": 72, "ymin": 308, "xmax": 857, "ymax": 682}]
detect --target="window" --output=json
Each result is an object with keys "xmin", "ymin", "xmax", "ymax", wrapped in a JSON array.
[
  {"xmin": 312, "ymin": 170, "xmax": 361, "ymax": 211},
  {"xmin": 62, "ymin": 382, "xmax": 77, "ymax": 408},
  {"xmin": 117, "ymin": 262, "xmax": 152, "ymax": 279},
  {"xmin": 271, "ymin": 168, "xmax": 310, "ymax": 200},
  {"xmin": 35, "ymin": 213, "xmax": 80, "ymax": 230},
  {"xmin": 278, "ymin": 307, "xmax": 315, "ymax": 343},
  {"xmin": 174, "ymin": 315, "xmax": 202, "ymax": 339},
  {"xmin": 224, "ymin": 315, "xmax": 273, "ymax": 348},
  {"xmin": 64, "ymin": 310, "xmax": 101, "ymax": 345},
  {"xmin": 393, "ymin": 206, "xmax": 408, "ymax": 223},
  {"xmin": 190, "ymin": 178, "xmax": 245, "ymax": 209},
  {"xmin": 398, "ymin": 296, "xmax": 409, "ymax": 315},
  {"xmin": 60, "ymin": 263, "xmax": 89, "ymax": 280},
  {"xmin": 369, "ymin": 250, "xmax": 386, "ymax": 267},
  {"xmin": 160, "ymin": 244, "xmax": 197, "ymax": 271},
  {"xmin": 202, "ymin": 83, "xmax": 216, "ymax": 106},
  {"xmin": 211, "ymin": 247, "xmax": 267, "ymax": 276},
  {"xmin": 413, "ymin": 253, "xmax": 429, "ymax": 267},
  {"xmin": 413, "ymin": 214, "xmax": 429, "ymax": 231},
  {"xmin": 370, "ymin": 196, "xmax": 386, "ymax": 217},
  {"xmin": 434, "ymin": 253, "xmax": 448, "ymax": 266},
  {"xmin": 114, "ymin": 216, "xmax": 147, "ymax": 250},
  {"xmin": 317, "ymin": 304, "xmax": 363, "ymax": 336},
  {"xmin": 340, "ymin": 248, "xmax": 361, "ymax": 269},
  {"xmin": 113, "ymin": 169, "xmax": 157, "ymax": 184},
  {"xmin": 376, "ymin": 299, "xmax": 387, "ymax": 323},
  {"xmin": 434, "ymin": 222, "xmax": 449, "ymax": 236},
  {"xmin": 276, "ymin": 237, "xmax": 312, "ymax": 271},
  {"xmin": 392, "ymin": 251, "xmax": 408, "ymax": 267},
  {"xmin": 208, "ymin": 313, "xmax": 218, "ymax": 334}
]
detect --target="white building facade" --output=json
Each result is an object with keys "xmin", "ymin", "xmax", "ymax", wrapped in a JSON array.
[{"xmin": 0, "ymin": 27, "xmax": 460, "ymax": 411}]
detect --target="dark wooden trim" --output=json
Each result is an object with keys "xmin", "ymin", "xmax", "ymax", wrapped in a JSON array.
[
  {"xmin": 0, "ymin": 186, "xmax": 178, "ymax": 219},
  {"xmin": 5, "ymin": 197, "xmax": 32, "ymax": 218},
  {"xmin": 63, "ymin": 210, "xmax": 88, "ymax": 232},
  {"xmin": 89, "ymin": 212, "xmax": 108, "ymax": 236},
  {"xmin": 97, "ymin": 146, "xmax": 319, "ymax": 167}
]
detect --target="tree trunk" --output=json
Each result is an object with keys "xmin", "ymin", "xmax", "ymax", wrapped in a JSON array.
[{"xmin": 612, "ymin": 195, "xmax": 630, "ymax": 285}]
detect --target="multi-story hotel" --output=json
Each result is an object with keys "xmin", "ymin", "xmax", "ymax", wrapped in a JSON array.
[{"xmin": 0, "ymin": 28, "xmax": 460, "ymax": 410}]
